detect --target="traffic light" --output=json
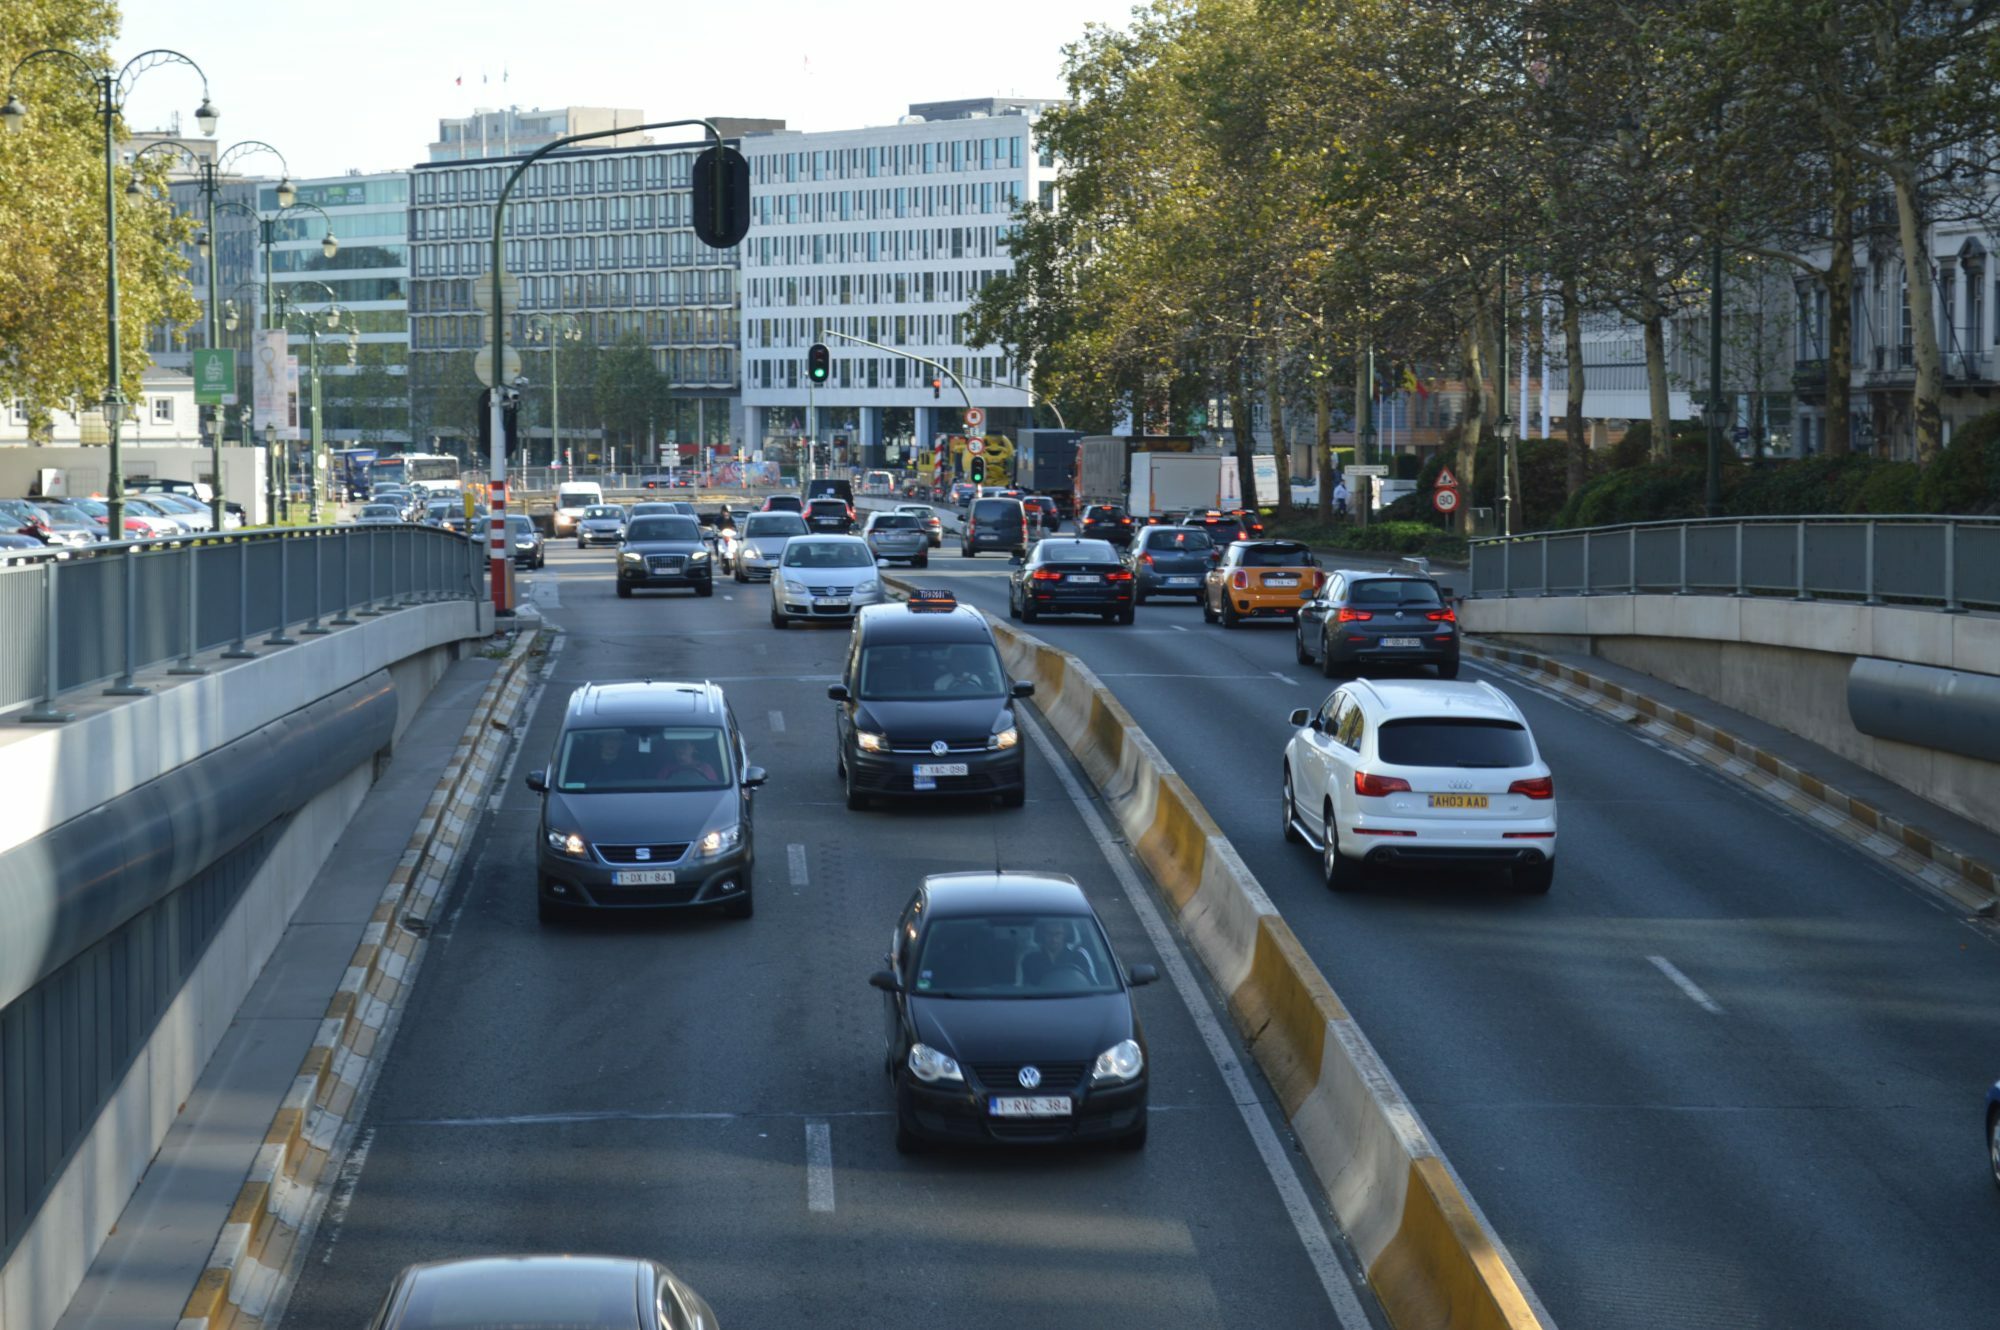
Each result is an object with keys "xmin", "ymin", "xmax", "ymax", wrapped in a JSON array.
[
  {"xmin": 807, "ymin": 343, "xmax": 830, "ymax": 384},
  {"xmin": 931, "ymin": 377, "xmax": 942, "ymax": 399},
  {"xmin": 476, "ymin": 386, "xmax": 520, "ymax": 455},
  {"xmin": 969, "ymin": 456, "xmax": 986, "ymax": 484}
]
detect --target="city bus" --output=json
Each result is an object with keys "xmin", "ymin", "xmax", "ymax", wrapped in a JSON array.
[
  {"xmin": 369, "ymin": 453, "xmax": 462, "ymax": 500},
  {"xmin": 331, "ymin": 447, "xmax": 378, "ymax": 500}
]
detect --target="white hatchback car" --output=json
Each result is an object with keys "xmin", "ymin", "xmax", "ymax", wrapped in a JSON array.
[
  {"xmin": 769, "ymin": 534, "xmax": 886, "ymax": 627},
  {"xmin": 1281, "ymin": 679, "xmax": 1556, "ymax": 893}
]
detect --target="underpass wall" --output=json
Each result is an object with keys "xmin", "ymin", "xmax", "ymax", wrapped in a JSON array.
[
  {"xmin": 1460, "ymin": 594, "xmax": 2000, "ymax": 828},
  {"xmin": 0, "ymin": 601, "xmax": 492, "ymax": 1330}
]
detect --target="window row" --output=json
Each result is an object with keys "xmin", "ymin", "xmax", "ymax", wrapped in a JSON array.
[
  {"xmin": 410, "ymin": 308, "xmax": 737, "ymax": 350},
  {"xmin": 753, "ymin": 179, "xmax": 1023, "ymax": 227},
  {"xmin": 413, "ymin": 152, "xmax": 699, "ymax": 205},
  {"xmin": 750, "ymin": 225, "xmax": 1012, "ymax": 270},
  {"xmin": 415, "ymin": 237, "xmax": 733, "ymax": 278},
  {"xmin": 411, "ymin": 193, "xmax": 705, "ymax": 240},
  {"xmin": 411, "ymin": 267, "xmax": 734, "ymax": 314},
  {"xmin": 753, "ymin": 136, "xmax": 1025, "ymax": 185},
  {"xmin": 747, "ymin": 268, "xmax": 1002, "ymax": 310}
]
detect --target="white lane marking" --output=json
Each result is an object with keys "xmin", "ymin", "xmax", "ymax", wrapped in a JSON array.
[
  {"xmin": 768, "ymin": 709, "xmax": 787, "ymax": 733},
  {"xmin": 724, "ymin": 593, "xmax": 735, "ymax": 601},
  {"xmin": 1268, "ymin": 671, "xmax": 1298, "ymax": 686},
  {"xmin": 787, "ymin": 843, "xmax": 810, "ymax": 888},
  {"xmin": 805, "ymin": 1120, "xmax": 836, "ymax": 1213},
  {"xmin": 318, "ymin": 1126, "xmax": 375, "ymax": 1265},
  {"xmin": 1648, "ymin": 955, "xmax": 1726, "ymax": 1015},
  {"xmin": 1020, "ymin": 712, "xmax": 1372, "ymax": 1330},
  {"xmin": 1170, "ymin": 624, "xmax": 1190, "ymax": 633}
]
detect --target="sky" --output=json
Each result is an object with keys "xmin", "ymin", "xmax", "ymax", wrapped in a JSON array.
[{"xmin": 111, "ymin": 0, "xmax": 1141, "ymax": 179}]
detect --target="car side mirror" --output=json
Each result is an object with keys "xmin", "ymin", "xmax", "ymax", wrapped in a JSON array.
[
  {"xmin": 1289, "ymin": 708, "xmax": 1311, "ymax": 728},
  {"xmin": 742, "ymin": 766, "xmax": 768, "ymax": 788},
  {"xmin": 525, "ymin": 769, "xmax": 548, "ymax": 792},
  {"xmin": 868, "ymin": 970, "xmax": 901, "ymax": 993},
  {"xmin": 827, "ymin": 683, "xmax": 850, "ymax": 701},
  {"xmin": 1127, "ymin": 963, "xmax": 1159, "ymax": 987},
  {"xmin": 1010, "ymin": 680, "xmax": 1035, "ymax": 699}
]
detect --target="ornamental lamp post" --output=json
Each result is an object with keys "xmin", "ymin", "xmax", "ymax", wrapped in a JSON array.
[
  {"xmin": 272, "ymin": 281, "xmax": 351, "ymax": 524},
  {"xmin": 1494, "ymin": 412, "xmax": 1518, "ymax": 538},
  {"xmin": 5, "ymin": 47, "xmax": 218, "ymax": 542},
  {"xmin": 528, "ymin": 313, "xmax": 583, "ymax": 472}
]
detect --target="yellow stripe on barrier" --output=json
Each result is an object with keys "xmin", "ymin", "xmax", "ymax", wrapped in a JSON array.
[
  {"xmin": 1227, "ymin": 917, "xmax": 1338, "ymax": 1115},
  {"xmin": 1368, "ymin": 1157, "xmax": 1544, "ymax": 1330},
  {"xmin": 1133, "ymin": 777, "xmax": 1208, "ymax": 910}
]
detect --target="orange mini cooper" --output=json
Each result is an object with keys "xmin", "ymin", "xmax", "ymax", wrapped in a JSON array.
[{"xmin": 1202, "ymin": 538, "xmax": 1323, "ymax": 627}]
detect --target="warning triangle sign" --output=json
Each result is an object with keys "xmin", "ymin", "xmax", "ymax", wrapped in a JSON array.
[{"xmin": 1435, "ymin": 465, "xmax": 1461, "ymax": 489}]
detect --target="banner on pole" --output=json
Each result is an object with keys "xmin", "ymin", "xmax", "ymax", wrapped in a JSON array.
[
  {"xmin": 283, "ymin": 357, "xmax": 301, "ymax": 441},
  {"xmin": 252, "ymin": 332, "xmax": 287, "ymax": 432}
]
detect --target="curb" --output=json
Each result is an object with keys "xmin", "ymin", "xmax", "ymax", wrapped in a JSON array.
[
  {"xmin": 881, "ymin": 575, "xmax": 1547, "ymax": 1330},
  {"xmin": 175, "ymin": 630, "xmax": 544, "ymax": 1330},
  {"xmin": 1465, "ymin": 640, "xmax": 2000, "ymax": 907}
]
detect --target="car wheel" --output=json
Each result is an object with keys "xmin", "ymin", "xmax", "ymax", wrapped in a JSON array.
[
  {"xmin": 695, "ymin": 580, "xmax": 713, "ymax": 598},
  {"xmin": 1989, "ymin": 1107, "xmax": 2000, "ymax": 1190},
  {"xmin": 1021, "ymin": 598, "xmax": 1038, "ymax": 623},
  {"xmin": 1320, "ymin": 632, "xmax": 1348, "ymax": 678},
  {"xmin": 1008, "ymin": 588, "xmax": 1022, "ymax": 621},
  {"xmin": 1513, "ymin": 859, "xmax": 1555, "ymax": 894},
  {"xmin": 1437, "ymin": 658, "xmax": 1461, "ymax": 680},
  {"xmin": 616, "ymin": 582, "xmax": 632, "ymax": 599},
  {"xmin": 1323, "ymin": 804, "xmax": 1363, "ymax": 892},
  {"xmin": 734, "ymin": 565, "xmax": 746, "ymax": 583},
  {"xmin": 536, "ymin": 895, "xmax": 565, "ymax": 925},
  {"xmin": 1221, "ymin": 598, "xmax": 1240, "ymax": 629},
  {"xmin": 1115, "ymin": 1117, "xmax": 1148, "ymax": 1151},
  {"xmin": 1134, "ymin": 587, "xmax": 1148, "ymax": 605},
  {"xmin": 961, "ymin": 546, "xmax": 975, "ymax": 558},
  {"xmin": 1282, "ymin": 769, "xmax": 1303, "ymax": 844},
  {"xmin": 895, "ymin": 1108, "xmax": 925, "ymax": 1155},
  {"xmin": 1201, "ymin": 594, "xmax": 1218, "ymax": 625},
  {"xmin": 1295, "ymin": 628, "xmax": 1314, "ymax": 665},
  {"xmin": 770, "ymin": 607, "xmax": 788, "ymax": 629},
  {"xmin": 720, "ymin": 883, "xmax": 755, "ymax": 919},
  {"xmin": 1101, "ymin": 610, "xmax": 1116, "ymax": 624},
  {"xmin": 915, "ymin": 553, "xmax": 928, "ymax": 568},
  {"xmin": 577, "ymin": 539, "xmax": 585, "ymax": 549},
  {"xmin": 1000, "ymin": 782, "xmax": 1026, "ymax": 809},
  {"xmin": 1117, "ymin": 606, "xmax": 1135, "ymax": 625}
]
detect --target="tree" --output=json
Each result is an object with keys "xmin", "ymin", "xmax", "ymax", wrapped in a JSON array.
[
  {"xmin": 591, "ymin": 330, "xmax": 668, "ymax": 452},
  {"xmin": 0, "ymin": 0, "xmax": 201, "ymax": 426}
]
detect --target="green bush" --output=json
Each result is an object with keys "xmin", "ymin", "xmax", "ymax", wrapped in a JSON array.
[
  {"xmin": 1555, "ymin": 462, "xmax": 1708, "ymax": 527},
  {"xmin": 1392, "ymin": 452, "xmax": 1423, "ymax": 480},
  {"xmin": 1260, "ymin": 514, "xmax": 1467, "ymax": 561},
  {"xmin": 1722, "ymin": 455, "xmax": 1875, "ymax": 516},
  {"xmin": 1848, "ymin": 463, "xmax": 1921, "ymax": 514},
  {"xmin": 1915, "ymin": 410, "xmax": 2000, "ymax": 514}
]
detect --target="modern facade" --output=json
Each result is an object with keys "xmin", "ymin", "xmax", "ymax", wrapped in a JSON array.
[
  {"xmin": 407, "ymin": 119, "xmax": 781, "ymax": 463},
  {"xmin": 738, "ymin": 99, "xmax": 1064, "ymax": 468},
  {"xmin": 429, "ymin": 106, "xmax": 649, "ymax": 163}
]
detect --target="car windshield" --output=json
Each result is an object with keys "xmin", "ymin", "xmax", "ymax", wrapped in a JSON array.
[
  {"xmin": 427, "ymin": 504, "xmax": 453, "ymax": 517},
  {"xmin": 39, "ymin": 504, "xmax": 90, "ymax": 523},
  {"xmin": 765, "ymin": 496, "xmax": 803, "ymax": 511},
  {"xmin": 583, "ymin": 506, "xmax": 622, "ymax": 519},
  {"xmin": 871, "ymin": 514, "xmax": 919, "ymax": 530},
  {"xmin": 506, "ymin": 516, "xmax": 535, "ymax": 534},
  {"xmin": 782, "ymin": 541, "xmax": 871, "ymax": 568},
  {"xmin": 858, "ymin": 643, "xmax": 1005, "ymax": 700},
  {"xmin": 1350, "ymin": 579, "xmax": 1443, "ymax": 608},
  {"xmin": 1377, "ymin": 718, "xmax": 1535, "ymax": 769},
  {"xmin": 1035, "ymin": 540, "xmax": 1118, "ymax": 563},
  {"xmin": 971, "ymin": 500, "xmax": 1020, "ymax": 522},
  {"xmin": 743, "ymin": 514, "xmax": 807, "ymax": 537},
  {"xmin": 629, "ymin": 503, "xmax": 674, "ymax": 516},
  {"xmin": 897, "ymin": 506, "xmax": 934, "ymax": 518},
  {"xmin": 626, "ymin": 517, "xmax": 700, "ymax": 542},
  {"xmin": 554, "ymin": 724, "xmax": 733, "ymax": 792},
  {"xmin": 1087, "ymin": 507, "xmax": 1126, "ymax": 521},
  {"xmin": 809, "ymin": 500, "xmax": 848, "ymax": 514},
  {"xmin": 913, "ymin": 914, "xmax": 1120, "ymax": 998},
  {"xmin": 362, "ymin": 506, "xmax": 400, "ymax": 518},
  {"xmin": 1239, "ymin": 544, "xmax": 1311, "ymax": 568},
  {"xmin": 1143, "ymin": 530, "xmax": 1209, "ymax": 551}
]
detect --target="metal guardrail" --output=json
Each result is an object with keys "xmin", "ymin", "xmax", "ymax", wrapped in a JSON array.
[
  {"xmin": 1, "ymin": 524, "xmax": 483, "ymax": 722},
  {"xmin": 1467, "ymin": 515, "xmax": 2000, "ymax": 613}
]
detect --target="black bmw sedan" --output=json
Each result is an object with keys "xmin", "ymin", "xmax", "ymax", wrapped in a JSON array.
[
  {"xmin": 1006, "ymin": 538, "xmax": 1135, "ymax": 624},
  {"xmin": 870, "ymin": 872, "xmax": 1157, "ymax": 1152},
  {"xmin": 616, "ymin": 515, "xmax": 714, "ymax": 598}
]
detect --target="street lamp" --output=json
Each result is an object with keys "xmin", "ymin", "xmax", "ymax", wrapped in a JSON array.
[
  {"xmin": 5, "ymin": 45, "xmax": 218, "ymax": 542},
  {"xmin": 528, "ymin": 313, "xmax": 583, "ymax": 473},
  {"xmin": 272, "ymin": 281, "xmax": 353, "ymax": 524},
  {"xmin": 129, "ymin": 137, "xmax": 292, "ymax": 527},
  {"xmin": 1494, "ymin": 413, "xmax": 1518, "ymax": 537}
]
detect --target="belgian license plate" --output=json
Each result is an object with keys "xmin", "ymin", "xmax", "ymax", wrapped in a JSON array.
[
  {"xmin": 989, "ymin": 1096, "xmax": 1073, "ymax": 1118},
  {"xmin": 1168, "ymin": 576, "xmax": 1198, "ymax": 586},
  {"xmin": 613, "ymin": 869, "xmax": 676, "ymax": 885},
  {"xmin": 813, "ymin": 596, "xmax": 848, "ymax": 608},
  {"xmin": 1381, "ymin": 636, "xmax": 1421, "ymax": 647},
  {"xmin": 1265, "ymin": 575, "xmax": 1298, "ymax": 586},
  {"xmin": 1427, "ymin": 794, "xmax": 1489, "ymax": 810},
  {"xmin": 915, "ymin": 763, "xmax": 968, "ymax": 777},
  {"xmin": 1067, "ymin": 574, "xmax": 1101, "ymax": 584}
]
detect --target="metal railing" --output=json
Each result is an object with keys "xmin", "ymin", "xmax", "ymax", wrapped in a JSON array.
[
  {"xmin": 1, "ymin": 524, "xmax": 483, "ymax": 722},
  {"xmin": 1467, "ymin": 515, "xmax": 2000, "ymax": 613}
]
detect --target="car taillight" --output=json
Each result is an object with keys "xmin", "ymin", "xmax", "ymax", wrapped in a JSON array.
[
  {"xmin": 1336, "ymin": 607, "xmax": 1373, "ymax": 622},
  {"xmin": 1107, "ymin": 569, "xmax": 1133, "ymax": 582},
  {"xmin": 1427, "ymin": 608, "xmax": 1457, "ymax": 623},
  {"xmin": 1354, "ymin": 771, "xmax": 1412, "ymax": 797},
  {"xmin": 1031, "ymin": 569, "xmax": 1063, "ymax": 581},
  {"xmin": 1231, "ymin": 571, "xmax": 1248, "ymax": 589},
  {"xmin": 1507, "ymin": 775, "xmax": 1554, "ymax": 800},
  {"xmin": 1119, "ymin": 517, "xmax": 1131, "ymax": 525},
  {"xmin": 1313, "ymin": 570, "xmax": 1327, "ymax": 590},
  {"xmin": 1141, "ymin": 553, "xmax": 1154, "ymax": 565}
]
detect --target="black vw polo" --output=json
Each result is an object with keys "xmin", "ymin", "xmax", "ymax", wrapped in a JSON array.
[
  {"xmin": 870, "ymin": 872, "xmax": 1157, "ymax": 1152},
  {"xmin": 829, "ymin": 593, "xmax": 1033, "ymax": 808},
  {"xmin": 616, "ymin": 514, "xmax": 714, "ymax": 598}
]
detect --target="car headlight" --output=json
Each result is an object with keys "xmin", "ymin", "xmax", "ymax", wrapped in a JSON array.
[
  {"xmin": 695, "ymin": 824, "xmax": 742, "ymax": 857},
  {"xmin": 688, "ymin": 548, "xmax": 709, "ymax": 561},
  {"xmin": 743, "ymin": 547, "xmax": 765, "ymax": 562},
  {"xmin": 989, "ymin": 726, "xmax": 1019, "ymax": 750},
  {"xmin": 907, "ymin": 1042, "xmax": 963, "ymax": 1084},
  {"xmin": 546, "ymin": 829, "xmax": 588, "ymax": 859},
  {"xmin": 856, "ymin": 579, "xmax": 880, "ymax": 595},
  {"xmin": 856, "ymin": 730, "xmax": 889, "ymax": 753},
  {"xmin": 782, "ymin": 577, "xmax": 808, "ymax": 596},
  {"xmin": 620, "ymin": 550, "xmax": 644, "ymax": 563},
  {"xmin": 1092, "ymin": 1038, "xmax": 1144, "ymax": 1083}
]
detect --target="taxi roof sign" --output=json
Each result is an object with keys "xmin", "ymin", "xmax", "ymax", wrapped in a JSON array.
[{"xmin": 906, "ymin": 589, "xmax": 959, "ymax": 612}]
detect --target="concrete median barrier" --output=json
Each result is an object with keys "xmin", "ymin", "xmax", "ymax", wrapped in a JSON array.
[{"xmin": 881, "ymin": 570, "xmax": 1546, "ymax": 1329}]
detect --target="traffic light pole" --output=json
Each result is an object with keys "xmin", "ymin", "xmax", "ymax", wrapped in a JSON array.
[{"xmin": 823, "ymin": 330, "xmax": 974, "ymax": 415}]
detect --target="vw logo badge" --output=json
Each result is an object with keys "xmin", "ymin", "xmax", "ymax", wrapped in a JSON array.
[
  {"xmin": 635, "ymin": 847, "xmax": 651, "ymax": 861},
  {"xmin": 1394, "ymin": 611, "xmax": 1405, "ymax": 619},
  {"xmin": 931, "ymin": 740, "xmax": 949, "ymax": 756},
  {"xmin": 1018, "ymin": 1066, "xmax": 1042, "ymax": 1089}
]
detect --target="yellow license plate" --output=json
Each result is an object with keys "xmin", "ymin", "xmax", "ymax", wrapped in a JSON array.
[{"xmin": 1427, "ymin": 794, "xmax": 1489, "ymax": 809}]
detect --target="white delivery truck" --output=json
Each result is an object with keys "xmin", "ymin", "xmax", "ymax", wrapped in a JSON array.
[
  {"xmin": 553, "ymin": 480, "xmax": 604, "ymax": 537},
  {"xmin": 1130, "ymin": 452, "xmax": 1229, "ymax": 517}
]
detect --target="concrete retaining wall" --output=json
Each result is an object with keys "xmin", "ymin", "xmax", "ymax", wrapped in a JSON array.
[{"xmin": 1460, "ymin": 594, "xmax": 2000, "ymax": 828}]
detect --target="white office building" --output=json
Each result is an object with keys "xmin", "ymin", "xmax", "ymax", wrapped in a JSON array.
[{"xmin": 739, "ymin": 98, "xmax": 1063, "ymax": 467}]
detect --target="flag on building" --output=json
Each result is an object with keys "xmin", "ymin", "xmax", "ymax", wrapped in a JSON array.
[{"xmin": 1402, "ymin": 366, "xmax": 1429, "ymax": 397}]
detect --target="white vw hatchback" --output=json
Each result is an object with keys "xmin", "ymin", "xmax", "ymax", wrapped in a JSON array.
[
  {"xmin": 769, "ymin": 535, "xmax": 886, "ymax": 627},
  {"xmin": 1282, "ymin": 679, "xmax": 1556, "ymax": 893}
]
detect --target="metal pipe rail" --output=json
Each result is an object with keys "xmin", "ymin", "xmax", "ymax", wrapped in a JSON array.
[
  {"xmin": 0, "ymin": 524, "xmax": 484, "ymax": 722},
  {"xmin": 1466, "ymin": 515, "xmax": 2000, "ymax": 613}
]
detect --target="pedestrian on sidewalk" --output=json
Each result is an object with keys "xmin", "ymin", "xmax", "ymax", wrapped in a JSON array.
[{"xmin": 1333, "ymin": 477, "xmax": 1350, "ymax": 519}]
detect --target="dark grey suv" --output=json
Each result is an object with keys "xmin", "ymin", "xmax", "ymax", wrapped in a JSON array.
[
  {"xmin": 960, "ymin": 496, "xmax": 1027, "ymax": 557},
  {"xmin": 527, "ymin": 680, "xmax": 766, "ymax": 921},
  {"xmin": 1295, "ymin": 572, "xmax": 1460, "ymax": 679}
]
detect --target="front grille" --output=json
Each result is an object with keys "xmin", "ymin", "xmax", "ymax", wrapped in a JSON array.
[
  {"xmin": 887, "ymin": 738, "xmax": 990, "ymax": 754},
  {"xmin": 647, "ymin": 555, "xmax": 684, "ymax": 573},
  {"xmin": 803, "ymin": 585, "xmax": 850, "ymax": 598},
  {"xmin": 970, "ymin": 1062, "xmax": 1089, "ymax": 1092},
  {"xmin": 595, "ymin": 842, "xmax": 691, "ymax": 865}
]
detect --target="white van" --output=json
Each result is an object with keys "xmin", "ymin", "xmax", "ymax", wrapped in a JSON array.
[
  {"xmin": 862, "ymin": 470, "xmax": 895, "ymax": 496},
  {"xmin": 553, "ymin": 481, "xmax": 604, "ymax": 536}
]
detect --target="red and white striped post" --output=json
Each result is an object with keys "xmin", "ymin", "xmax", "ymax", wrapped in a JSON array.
[{"xmin": 488, "ymin": 388, "xmax": 509, "ymax": 617}]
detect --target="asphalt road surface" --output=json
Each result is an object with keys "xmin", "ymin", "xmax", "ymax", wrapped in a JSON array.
[
  {"xmin": 907, "ymin": 524, "xmax": 2000, "ymax": 1330},
  {"xmin": 275, "ymin": 541, "xmax": 1379, "ymax": 1330}
]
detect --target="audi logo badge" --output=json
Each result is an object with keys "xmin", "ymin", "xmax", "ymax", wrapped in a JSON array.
[
  {"xmin": 931, "ymin": 740, "xmax": 949, "ymax": 756},
  {"xmin": 1448, "ymin": 780, "xmax": 1472, "ymax": 791},
  {"xmin": 635, "ymin": 847, "xmax": 651, "ymax": 861},
  {"xmin": 1394, "ymin": 611, "xmax": 1405, "ymax": 619},
  {"xmin": 1018, "ymin": 1066, "xmax": 1042, "ymax": 1089}
]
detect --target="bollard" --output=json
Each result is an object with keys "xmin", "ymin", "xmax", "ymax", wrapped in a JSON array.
[
  {"xmin": 265, "ymin": 534, "xmax": 299, "ymax": 646},
  {"xmin": 105, "ymin": 542, "xmax": 152, "ymax": 696},
  {"xmin": 1539, "ymin": 538, "xmax": 1550, "ymax": 597},
  {"xmin": 168, "ymin": 539, "xmax": 207, "ymax": 675},
  {"xmin": 22, "ymin": 558, "xmax": 75, "ymax": 724},
  {"xmin": 331, "ymin": 528, "xmax": 359, "ymax": 626},
  {"xmin": 1628, "ymin": 526, "xmax": 1639, "ymax": 594}
]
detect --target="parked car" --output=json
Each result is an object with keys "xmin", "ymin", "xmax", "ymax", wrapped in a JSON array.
[{"xmin": 25, "ymin": 500, "xmax": 102, "ymax": 546}]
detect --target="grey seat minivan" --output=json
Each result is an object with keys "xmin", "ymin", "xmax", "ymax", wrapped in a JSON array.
[{"xmin": 960, "ymin": 496, "xmax": 1027, "ymax": 558}]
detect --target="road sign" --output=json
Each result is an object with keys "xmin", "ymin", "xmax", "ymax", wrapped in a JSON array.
[
  {"xmin": 966, "ymin": 438, "xmax": 984, "ymax": 455},
  {"xmin": 471, "ymin": 270, "xmax": 521, "ymax": 317},
  {"xmin": 1433, "ymin": 487, "xmax": 1460, "ymax": 514},
  {"xmin": 963, "ymin": 407, "xmax": 985, "ymax": 430},
  {"xmin": 1344, "ymin": 464, "xmax": 1388, "ymax": 478},
  {"xmin": 1435, "ymin": 465, "xmax": 1461, "ymax": 489},
  {"xmin": 192, "ymin": 349, "xmax": 235, "ymax": 406},
  {"xmin": 473, "ymin": 345, "xmax": 522, "ymax": 388}
]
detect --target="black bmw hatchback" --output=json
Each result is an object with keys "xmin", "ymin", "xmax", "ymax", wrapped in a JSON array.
[{"xmin": 870, "ymin": 872, "xmax": 1157, "ymax": 1152}]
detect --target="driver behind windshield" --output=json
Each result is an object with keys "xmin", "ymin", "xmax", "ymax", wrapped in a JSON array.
[{"xmin": 1020, "ymin": 919, "xmax": 1099, "ymax": 987}]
